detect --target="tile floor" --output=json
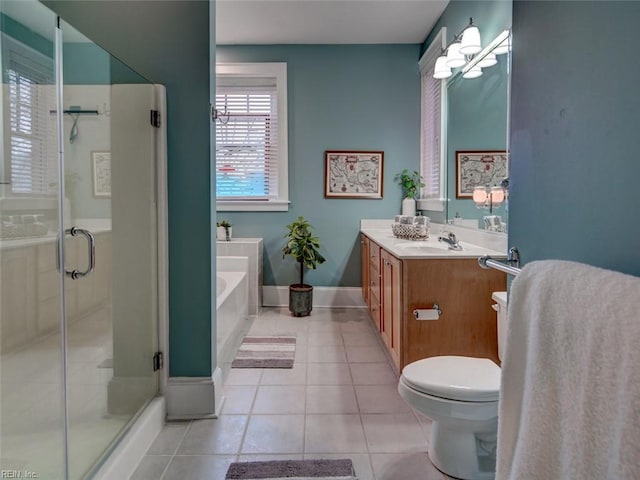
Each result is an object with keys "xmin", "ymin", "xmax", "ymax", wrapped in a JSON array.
[{"xmin": 132, "ymin": 307, "xmax": 453, "ymax": 480}]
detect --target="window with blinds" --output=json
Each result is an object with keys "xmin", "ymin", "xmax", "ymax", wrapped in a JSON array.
[
  {"xmin": 215, "ymin": 63, "xmax": 288, "ymax": 211},
  {"xmin": 418, "ymin": 29, "xmax": 447, "ymax": 212},
  {"xmin": 3, "ymin": 34, "xmax": 57, "ymax": 196}
]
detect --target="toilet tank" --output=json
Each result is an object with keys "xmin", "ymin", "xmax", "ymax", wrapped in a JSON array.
[{"xmin": 492, "ymin": 291, "xmax": 508, "ymax": 361}]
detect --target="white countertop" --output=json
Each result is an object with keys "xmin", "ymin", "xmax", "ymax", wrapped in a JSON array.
[{"xmin": 361, "ymin": 227, "xmax": 506, "ymax": 260}]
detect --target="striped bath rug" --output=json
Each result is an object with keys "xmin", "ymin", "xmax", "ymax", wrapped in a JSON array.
[
  {"xmin": 225, "ymin": 459, "xmax": 357, "ymax": 479},
  {"xmin": 231, "ymin": 336, "xmax": 296, "ymax": 368}
]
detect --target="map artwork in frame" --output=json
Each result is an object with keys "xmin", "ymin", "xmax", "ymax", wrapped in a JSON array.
[
  {"xmin": 92, "ymin": 151, "xmax": 111, "ymax": 198},
  {"xmin": 456, "ymin": 150, "xmax": 508, "ymax": 198},
  {"xmin": 324, "ymin": 151, "xmax": 384, "ymax": 199}
]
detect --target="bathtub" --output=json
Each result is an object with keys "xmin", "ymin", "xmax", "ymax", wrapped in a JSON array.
[{"xmin": 216, "ymin": 256, "xmax": 249, "ymax": 366}]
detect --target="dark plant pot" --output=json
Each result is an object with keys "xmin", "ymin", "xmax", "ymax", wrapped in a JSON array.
[{"xmin": 289, "ymin": 284, "xmax": 313, "ymax": 317}]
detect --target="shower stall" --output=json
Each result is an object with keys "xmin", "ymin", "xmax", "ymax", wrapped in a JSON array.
[{"xmin": 0, "ymin": 1, "xmax": 165, "ymax": 478}]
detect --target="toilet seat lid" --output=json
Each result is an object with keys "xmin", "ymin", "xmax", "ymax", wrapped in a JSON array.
[{"xmin": 401, "ymin": 356, "xmax": 500, "ymax": 402}]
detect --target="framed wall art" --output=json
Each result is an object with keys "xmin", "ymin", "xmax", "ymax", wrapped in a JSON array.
[
  {"xmin": 456, "ymin": 150, "xmax": 508, "ymax": 198},
  {"xmin": 324, "ymin": 150, "xmax": 383, "ymax": 199},
  {"xmin": 92, "ymin": 151, "xmax": 111, "ymax": 198}
]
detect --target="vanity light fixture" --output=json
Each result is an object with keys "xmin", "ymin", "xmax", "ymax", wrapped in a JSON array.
[
  {"xmin": 476, "ymin": 53, "xmax": 497, "ymax": 68},
  {"xmin": 433, "ymin": 25, "xmax": 511, "ymax": 80},
  {"xmin": 433, "ymin": 56, "xmax": 453, "ymax": 79},
  {"xmin": 472, "ymin": 185, "xmax": 505, "ymax": 213},
  {"xmin": 462, "ymin": 29, "xmax": 511, "ymax": 76},
  {"xmin": 459, "ymin": 19, "xmax": 482, "ymax": 55},
  {"xmin": 493, "ymin": 31, "xmax": 511, "ymax": 55},
  {"xmin": 463, "ymin": 65, "xmax": 483, "ymax": 79},
  {"xmin": 445, "ymin": 42, "xmax": 466, "ymax": 68}
]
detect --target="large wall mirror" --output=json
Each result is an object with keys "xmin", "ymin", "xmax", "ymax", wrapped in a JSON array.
[{"xmin": 445, "ymin": 29, "xmax": 511, "ymax": 234}]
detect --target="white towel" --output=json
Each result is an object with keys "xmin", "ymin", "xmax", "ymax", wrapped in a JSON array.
[{"xmin": 496, "ymin": 260, "xmax": 640, "ymax": 480}]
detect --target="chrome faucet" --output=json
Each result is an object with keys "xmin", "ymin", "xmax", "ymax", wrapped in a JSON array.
[{"xmin": 438, "ymin": 232, "xmax": 463, "ymax": 251}]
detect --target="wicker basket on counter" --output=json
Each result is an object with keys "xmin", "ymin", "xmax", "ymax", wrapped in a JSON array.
[{"xmin": 391, "ymin": 223, "xmax": 429, "ymax": 240}]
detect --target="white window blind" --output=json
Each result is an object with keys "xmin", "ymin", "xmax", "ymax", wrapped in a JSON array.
[
  {"xmin": 418, "ymin": 29, "xmax": 447, "ymax": 212},
  {"xmin": 215, "ymin": 80, "xmax": 278, "ymax": 200},
  {"xmin": 3, "ymin": 34, "xmax": 56, "ymax": 195}
]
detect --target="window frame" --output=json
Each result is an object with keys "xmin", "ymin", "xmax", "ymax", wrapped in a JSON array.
[
  {"xmin": 417, "ymin": 28, "xmax": 447, "ymax": 213},
  {"xmin": 215, "ymin": 62, "xmax": 289, "ymax": 212}
]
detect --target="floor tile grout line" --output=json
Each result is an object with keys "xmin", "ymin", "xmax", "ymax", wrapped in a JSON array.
[
  {"xmin": 237, "ymin": 370, "xmax": 261, "ymax": 455},
  {"xmin": 170, "ymin": 420, "xmax": 193, "ymax": 457},
  {"xmin": 158, "ymin": 452, "xmax": 175, "ymax": 480}
]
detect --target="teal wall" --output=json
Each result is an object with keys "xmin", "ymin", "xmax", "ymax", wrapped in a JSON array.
[
  {"xmin": 423, "ymin": 0, "xmax": 512, "ymax": 224},
  {"xmin": 509, "ymin": 1, "xmax": 640, "ymax": 277},
  {"xmin": 217, "ymin": 44, "xmax": 421, "ymax": 287},
  {"xmin": 0, "ymin": 12, "xmax": 52, "ymax": 59},
  {"xmin": 44, "ymin": 0, "xmax": 213, "ymax": 377}
]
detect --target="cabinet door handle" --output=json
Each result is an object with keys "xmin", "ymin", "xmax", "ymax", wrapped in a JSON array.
[{"xmin": 64, "ymin": 227, "xmax": 95, "ymax": 280}]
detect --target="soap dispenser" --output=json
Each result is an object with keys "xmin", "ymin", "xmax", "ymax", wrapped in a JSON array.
[{"xmin": 452, "ymin": 212, "xmax": 462, "ymax": 226}]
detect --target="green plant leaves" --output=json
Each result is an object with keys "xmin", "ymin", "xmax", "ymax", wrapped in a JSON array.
[
  {"xmin": 282, "ymin": 216, "xmax": 326, "ymax": 281},
  {"xmin": 394, "ymin": 169, "xmax": 425, "ymax": 199}
]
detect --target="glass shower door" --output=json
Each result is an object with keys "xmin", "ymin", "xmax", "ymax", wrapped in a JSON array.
[
  {"xmin": 0, "ymin": 3, "xmax": 161, "ymax": 477},
  {"xmin": 0, "ymin": 1, "xmax": 66, "ymax": 478},
  {"xmin": 59, "ymin": 19, "xmax": 160, "ymax": 479}
]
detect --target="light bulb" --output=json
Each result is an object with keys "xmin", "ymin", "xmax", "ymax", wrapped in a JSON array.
[
  {"xmin": 433, "ymin": 55, "xmax": 452, "ymax": 79},
  {"xmin": 473, "ymin": 186, "xmax": 488, "ymax": 206},
  {"xmin": 445, "ymin": 42, "xmax": 466, "ymax": 68},
  {"xmin": 494, "ymin": 33, "xmax": 511, "ymax": 55},
  {"xmin": 490, "ymin": 186, "xmax": 505, "ymax": 204},
  {"xmin": 476, "ymin": 52, "xmax": 497, "ymax": 68},
  {"xmin": 460, "ymin": 25, "xmax": 482, "ymax": 55},
  {"xmin": 463, "ymin": 66, "xmax": 483, "ymax": 79}
]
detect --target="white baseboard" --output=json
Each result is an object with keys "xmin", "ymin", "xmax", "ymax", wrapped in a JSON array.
[
  {"xmin": 166, "ymin": 367, "xmax": 223, "ymax": 420},
  {"xmin": 93, "ymin": 396, "xmax": 165, "ymax": 480},
  {"xmin": 262, "ymin": 286, "xmax": 366, "ymax": 308}
]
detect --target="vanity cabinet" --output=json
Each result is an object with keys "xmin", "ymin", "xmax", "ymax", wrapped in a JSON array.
[
  {"xmin": 362, "ymin": 234, "xmax": 506, "ymax": 372},
  {"xmin": 381, "ymin": 249, "xmax": 402, "ymax": 368},
  {"xmin": 360, "ymin": 234, "xmax": 369, "ymax": 305},
  {"xmin": 367, "ymin": 239, "xmax": 383, "ymax": 337}
]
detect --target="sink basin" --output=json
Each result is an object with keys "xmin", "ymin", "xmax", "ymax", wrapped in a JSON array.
[
  {"xmin": 394, "ymin": 240, "xmax": 496, "ymax": 256},
  {"xmin": 395, "ymin": 241, "xmax": 450, "ymax": 253}
]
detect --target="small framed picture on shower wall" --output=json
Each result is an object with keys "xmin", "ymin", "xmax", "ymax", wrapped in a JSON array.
[{"xmin": 92, "ymin": 151, "xmax": 111, "ymax": 198}]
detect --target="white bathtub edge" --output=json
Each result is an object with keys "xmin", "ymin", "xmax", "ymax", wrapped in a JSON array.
[
  {"xmin": 94, "ymin": 396, "xmax": 165, "ymax": 480},
  {"xmin": 262, "ymin": 286, "xmax": 366, "ymax": 308}
]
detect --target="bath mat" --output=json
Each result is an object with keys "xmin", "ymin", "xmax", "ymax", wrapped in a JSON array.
[
  {"xmin": 231, "ymin": 336, "xmax": 296, "ymax": 368},
  {"xmin": 225, "ymin": 459, "xmax": 357, "ymax": 479}
]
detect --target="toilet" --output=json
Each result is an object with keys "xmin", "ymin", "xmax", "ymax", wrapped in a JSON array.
[{"xmin": 398, "ymin": 291, "xmax": 508, "ymax": 480}]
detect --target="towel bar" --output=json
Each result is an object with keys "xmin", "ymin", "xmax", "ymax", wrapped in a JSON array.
[{"xmin": 478, "ymin": 247, "xmax": 521, "ymax": 276}]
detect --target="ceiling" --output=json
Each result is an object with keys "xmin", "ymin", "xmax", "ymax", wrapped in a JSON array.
[{"xmin": 216, "ymin": 0, "xmax": 449, "ymax": 45}]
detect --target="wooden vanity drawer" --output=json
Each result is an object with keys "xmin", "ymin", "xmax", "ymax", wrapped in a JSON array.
[
  {"xmin": 369, "ymin": 288, "xmax": 381, "ymax": 330},
  {"xmin": 369, "ymin": 241, "xmax": 380, "ymax": 272}
]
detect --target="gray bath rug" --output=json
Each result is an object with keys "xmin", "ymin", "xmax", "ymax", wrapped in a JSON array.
[
  {"xmin": 225, "ymin": 459, "xmax": 357, "ymax": 479},
  {"xmin": 231, "ymin": 336, "xmax": 296, "ymax": 368}
]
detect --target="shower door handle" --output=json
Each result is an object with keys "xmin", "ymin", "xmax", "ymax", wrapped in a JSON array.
[{"xmin": 64, "ymin": 227, "xmax": 96, "ymax": 279}]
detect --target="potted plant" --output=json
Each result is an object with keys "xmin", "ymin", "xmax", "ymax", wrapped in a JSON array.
[
  {"xmin": 216, "ymin": 220, "xmax": 232, "ymax": 241},
  {"xmin": 394, "ymin": 169, "xmax": 425, "ymax": 216},
  {"xmin": 282, "ymin": 216, "xmax": 326, "ymax": 317}
]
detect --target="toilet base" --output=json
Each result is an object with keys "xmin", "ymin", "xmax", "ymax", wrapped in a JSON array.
[{"xmin": 428, "ymin": 421, "xmax": 497, "ymax": 480}]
